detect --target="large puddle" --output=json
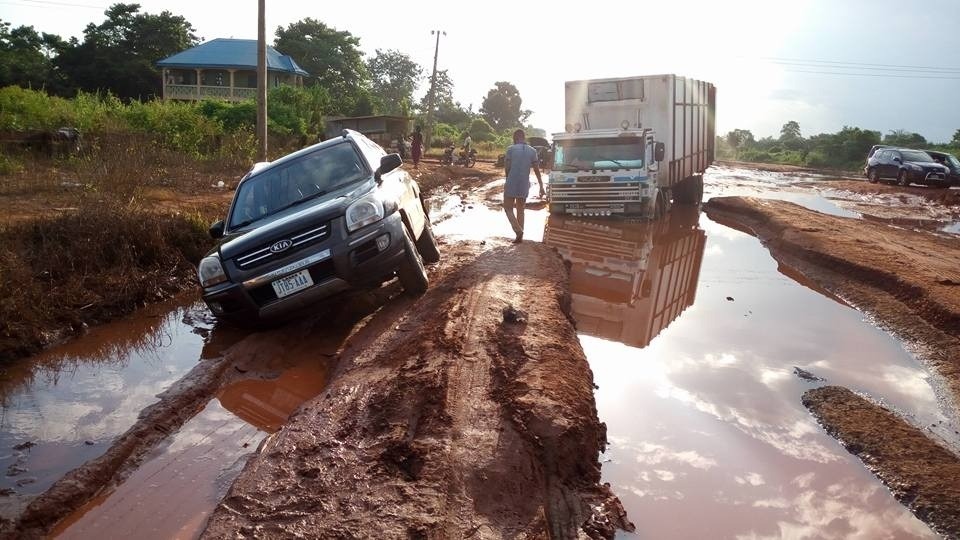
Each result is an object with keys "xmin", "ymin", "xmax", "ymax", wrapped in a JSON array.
[
  {"xmin": 0, "ymin": 296, "xmax": 216, "ymax": 521},
  {"xmin": 542, "ymin": 168, "xmax": 957, "ymax": 537}
]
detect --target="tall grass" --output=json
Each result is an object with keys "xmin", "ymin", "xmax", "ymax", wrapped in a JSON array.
[
  {"xmin": 0, "ymin": 200, "xmax": 218, "ymax": 363},
  {"xmin": 0, "ymin": 85, "xmax": 325, "ymax": 159}
]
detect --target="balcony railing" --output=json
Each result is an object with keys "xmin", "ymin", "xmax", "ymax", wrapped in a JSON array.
[{"xmin": 166, "ymin": 84, "xmax": 258, "ymax": 101}]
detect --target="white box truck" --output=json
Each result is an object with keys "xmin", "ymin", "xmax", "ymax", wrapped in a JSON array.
[{"xmin": 548, "ymin": 75, "xmax": 716, "ymax": 218}]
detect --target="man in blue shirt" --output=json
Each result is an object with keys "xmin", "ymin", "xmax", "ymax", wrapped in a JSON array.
[{"xmin": 503, "ymin": 129, "xmax": 544, "ymax": 243}]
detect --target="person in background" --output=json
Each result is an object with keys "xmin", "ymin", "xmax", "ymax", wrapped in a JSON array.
[
  {"xmin": 396, "ymin": 133, "xmax": 407, "ymax": 160},
  {"xmin": 502, "ymin": 129, "xmax": 544, "ymax": 243},
  {"xmin": 411, "ymin": 125, "xmax": 424, "ymax": 169},
  {"xmin": 462, "ymin": 132, "xmax": 472, "ymax": 156}
]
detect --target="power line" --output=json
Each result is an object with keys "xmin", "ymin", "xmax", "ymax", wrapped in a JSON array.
[
  {"xmin": 753, "ymin": 55, "xmax": 960, "ymax": 73},
  {"xmin": 782, "ymin": 68, "xmax": 960, "ymax": 80},
  {"xmin": 768, "ymin": 60, "xmax": 960, "ymax": 75}
]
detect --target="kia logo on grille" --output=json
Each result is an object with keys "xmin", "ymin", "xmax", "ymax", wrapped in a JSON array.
[{"xmin": 270, "ymin": 239, "xmax": 293, "ymax": 253}]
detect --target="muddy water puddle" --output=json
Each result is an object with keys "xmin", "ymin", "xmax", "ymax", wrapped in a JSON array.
[
  {"xmin": 0, "ymin": 296, "xmax": 217, "ymax": 520},
  {"xmin": 54, "ymin": 360, "xmax": 328, "ymax": 539},
  {"xmin": 708, "ymin": 165, "xmax": 960, "ymax": 236},
  {"xmin": 543, "ymin": 202, "xmax": 953, "ymax": 536}
]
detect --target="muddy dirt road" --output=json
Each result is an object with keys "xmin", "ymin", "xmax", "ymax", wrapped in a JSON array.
[{"xmin": 2, "ymin": 163, "xmax": 960, "ymax": 538}]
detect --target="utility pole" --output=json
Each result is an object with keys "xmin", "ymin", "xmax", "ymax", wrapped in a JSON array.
[
  {"xmin": 424, "ymin": 29, "xmax": 445, "ymax": 149},
  {"xmin": 256, "ymin": 0, "xmax": 267, "ymax": 161}
]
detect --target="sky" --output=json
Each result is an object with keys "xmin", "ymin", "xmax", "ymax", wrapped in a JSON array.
[{"xmin": 3, "ymin": 0, "xmax": 959, "ymax": 142}]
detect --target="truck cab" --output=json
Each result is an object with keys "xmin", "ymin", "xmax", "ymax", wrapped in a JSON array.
[{"xmin": 549, "ymin": 126, "xmax": 665, "ymax": 217}]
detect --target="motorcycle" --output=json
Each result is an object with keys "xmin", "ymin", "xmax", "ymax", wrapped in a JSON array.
[
  {"xmin": 456, "ymin": 148, "xmax": 478, "ymax": 167},
  {"xmin": 441, "ymin": 146, "xmax": 477, "ymax": 167}
]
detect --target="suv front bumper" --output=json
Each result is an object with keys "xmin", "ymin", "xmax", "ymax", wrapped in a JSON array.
[{"xmin": 201, "ymin": 213, "xmax": 408, "ymax": 323}]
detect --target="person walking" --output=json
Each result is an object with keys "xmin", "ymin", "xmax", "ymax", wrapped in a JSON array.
[
  {"xmin": 502, "ymin": 129, "xmax": 544, "ymax": 243},
  {"xmin": 411, "ymin": 125, "xmax": 424, "ymax": 169}
]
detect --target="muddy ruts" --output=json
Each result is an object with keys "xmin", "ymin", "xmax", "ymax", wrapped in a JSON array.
[
  {"xmin": 803, "ymin": 386, "xmax": 960, "ymax": 538},
  {"xmin": 200, "ymin": 242, "xmax": 633, "ymax": 539},
  {"xmin": 7, "ymin": 356, "xmax": 233, "ymax": 539}
]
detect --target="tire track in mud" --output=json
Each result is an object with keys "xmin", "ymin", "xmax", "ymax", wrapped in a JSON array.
[{"xmin": 200, "ymin": 241, "xmax": 633, "ymax": 539}]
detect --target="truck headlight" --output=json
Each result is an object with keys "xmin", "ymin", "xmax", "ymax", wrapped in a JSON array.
[
  {"xmin": 345, "ymin": 192, "xmax": 386, "ymax": 232},
  {"xmin": 198, "ymin": 255, "xmax": 227, "ymax": 288}
]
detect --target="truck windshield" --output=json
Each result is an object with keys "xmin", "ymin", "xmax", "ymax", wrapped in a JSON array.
[
  {"xmin": 554, "ymin": 138, "xmax": 645, "ymax": 170},
  {"xmin": 228, "ymin": 142, "xmax": 369, "ymax": 229}
]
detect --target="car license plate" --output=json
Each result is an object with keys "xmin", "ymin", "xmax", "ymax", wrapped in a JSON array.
[{"xmin": 271, "ymin": 269, "xmax": 313, "ymax": 298}]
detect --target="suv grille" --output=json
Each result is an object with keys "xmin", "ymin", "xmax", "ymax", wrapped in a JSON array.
[{"xmin": 234, "ymin": 223, "xmax": 330, "ymax": 270}]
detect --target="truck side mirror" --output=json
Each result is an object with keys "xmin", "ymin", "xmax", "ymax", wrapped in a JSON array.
[
  {"xmin": 209, "ymin": 220, "xmax": 225, "ymax": 239},
  {"xmin": 655, "ymin": 142, "xmax": 666, "ymax": 162}
]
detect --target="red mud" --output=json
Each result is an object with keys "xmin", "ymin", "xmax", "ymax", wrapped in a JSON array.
[{"xmin": 201, "ymin": 241, "xmax": 632, "ymax": 539}]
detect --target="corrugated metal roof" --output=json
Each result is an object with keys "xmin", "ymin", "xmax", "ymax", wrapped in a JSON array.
[{"xmin": 157, "ymin": 38, "xmax": 309, "ymax": 76}]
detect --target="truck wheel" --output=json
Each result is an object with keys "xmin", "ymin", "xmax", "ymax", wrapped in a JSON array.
[
  {"xmin": 868, "ymin": 169, "xmax": 880, "ymax": 183},
  {"xmin": 897, "ymin": 171, "xmax": 909, "ymax": 187},
  {"xmin": 653, "ymin": 192, "xmax": 667, "ymax": 220},
  {"xmin": 397, "ymin": 226, "xmax": 428, "ymax": 295},
  {"xmin": 415, "ymin": 218, "xmax": 441, "ymax": 263},
  {"xmin": 673, "ymin": 175, "xmax": 703, "ymax": 205}
]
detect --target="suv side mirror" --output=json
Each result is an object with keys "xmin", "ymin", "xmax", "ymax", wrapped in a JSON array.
[
  {"xmin": 893, "ymin": 156, "xmax": 902, "ymax": 163},
  {"xmin": 654, "ymin": 142, "xmax": 666, "ymax": 162},
  {"xmin": 209, "ymin": 220, "xmax": 225, "ymax": 239},
  {"xmin": 376, "ymin": 153, "xmax": 402, "ymax": 182}
]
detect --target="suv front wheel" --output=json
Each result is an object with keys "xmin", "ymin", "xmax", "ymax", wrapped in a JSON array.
[
  {"xmin": 398, "ymin": 225, "xmax": 429, "ymax": 295},
  {"xmin": 897, "ymin": 170, "xmax": 909, "ymax": 187},
  {"xmin": 868, "ymin": 169, "xmax": 880, "ymax": 184},
  {"xmin": 416, "ymin": 219, "xmax": 441, "ymax": 264}
]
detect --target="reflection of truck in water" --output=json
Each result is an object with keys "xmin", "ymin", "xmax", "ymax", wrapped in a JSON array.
[
  {"xmin": 549, "ymin": 75, "xmax": 715, "ymax": 218},
  {"xmin": 543, "ymin": 205, "xmax": 706, "ymax": 348}
]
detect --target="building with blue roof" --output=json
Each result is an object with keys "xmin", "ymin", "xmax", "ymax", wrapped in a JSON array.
[{"xmin": 156, "ymin": 38, "xmax": 309, "ymax": 102}]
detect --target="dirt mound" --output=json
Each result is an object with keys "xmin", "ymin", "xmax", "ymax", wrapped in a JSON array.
[
  {"xmin": 201, "ymin": 242, "xmax": 632, "ymax": 539},
  {"xmin": 803, "ymin": 386, "xmax": 960, "ymax": 537}
]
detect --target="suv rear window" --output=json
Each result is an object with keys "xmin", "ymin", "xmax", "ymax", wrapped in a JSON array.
[{"xmin": 229, "ymin": 142, "xmax": 369, "ymax": 229}]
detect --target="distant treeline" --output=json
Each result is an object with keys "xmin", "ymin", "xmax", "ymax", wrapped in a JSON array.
[{"xmin": 718, "ymin": 121, "xmax": 960, "ymax": 170}]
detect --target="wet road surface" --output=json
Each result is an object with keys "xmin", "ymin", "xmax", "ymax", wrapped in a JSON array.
[
  {"xmin": 3, "ymin": 164, "xmax": 956, "ymax": 537},
  {"xmin": 538, "ymin": 166, "xmax": 958, "ymax": 538},
  {"xmin": 0, "ymin": 297, "xmax": 215, "ymax": 521}
]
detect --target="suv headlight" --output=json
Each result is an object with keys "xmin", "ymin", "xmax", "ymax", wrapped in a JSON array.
[
  {"xmin": 345, "ymin": 191, "xmax": 385, "ymax": 232},
  {"xmin": 198, "ymin": 255, "xmax": 227, "ymax": 288}
]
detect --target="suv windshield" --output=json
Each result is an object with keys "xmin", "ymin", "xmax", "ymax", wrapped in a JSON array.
[
  {"xmin": 947, "ymin": 155, "xmax": 960, "ymax": 169},
  {"xmin": 901, "ymin": 150, "xmax": 933, "ymax": 162},
  {"xmin": 555, "ymin": 138, "xmax": 645, "ymax": 170},
  {"xmin": 229, "ymin": 142, "xmax": 369, "ymax": 229}
]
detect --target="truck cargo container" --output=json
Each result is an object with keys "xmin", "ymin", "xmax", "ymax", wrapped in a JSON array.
[{"xmin": 549, "ymin": 75, "xmax": 716, "ymax": 218}]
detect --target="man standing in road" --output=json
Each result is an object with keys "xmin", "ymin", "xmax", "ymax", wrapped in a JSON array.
[{"xmin": 503, "ymin": 129, "xmax": 544, "ymax": 243}]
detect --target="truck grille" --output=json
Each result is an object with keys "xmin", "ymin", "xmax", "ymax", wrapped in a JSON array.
[
  {"xmin": 234, "ymin": 223, "xmax": 330, "ymax": 270},
  {"xmin": 550, "ymin": 182, "xmax": 642, "ymax": 203}
]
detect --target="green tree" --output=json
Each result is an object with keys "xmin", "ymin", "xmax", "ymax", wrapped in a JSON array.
[
  {"xmin": 882, "ymin": 129, "xmax": 927, "ymax": 148},
  {"xmin": 0, "ymin": 20, "xmax": 67, "ymax": 91},
  {"xmin": 274, "ymin": 18, "xmax": 369, "ymax": 115},
  {"xmin": 418, "ymin": 69, "xmax": 472, "ymax": 127},
  {"xmin": 725, "ymin": 129, "xmax": 755, "ymax": 151},
  {"xmin": 367, "ymin": 49, "xmax": 422, "ymax": 116},
  {"xmin": 779, "ymin": 120, "xmax": 804, "ymax": 150},
  {"xmin": 952, "ymin": 129, "xmax": 960, "ymax": 146},
  {"xmin": 467, "ymin": 117, "xmax": 496, "ymax": 142},
  {"xmin": 54, "ymin": 3, "xmax": 197, "ymax": 99},
  {"xmin": 480, "ymin": 81, "xmax": 531, "ymax": 131}
]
